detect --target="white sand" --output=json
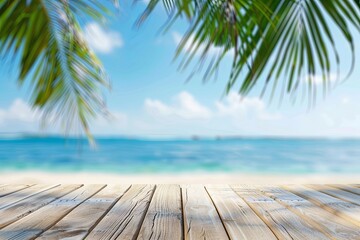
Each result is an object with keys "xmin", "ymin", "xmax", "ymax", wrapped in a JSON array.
[{"xmin": 0, "ymin": 171, "xmax": 359, "ymax": 184}]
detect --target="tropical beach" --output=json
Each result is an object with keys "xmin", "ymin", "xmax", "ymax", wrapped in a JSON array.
[
  {"xmin": 1, "ymin": 0, "xmax": 360, "ymax": 239},
  {"xmin": 1, "ymin": 136, "xmax": 360, "ymax": 184},
  {"xmin": 3, "ymin": 171, "xmax": 360, "ymax": 185}
]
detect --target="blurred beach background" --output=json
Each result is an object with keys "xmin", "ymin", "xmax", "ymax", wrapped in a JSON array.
[
  {"xmin": 1, "ymin": 2, "xmax": 360, "ymax": 184},
  {"xmin": 1, "ymin": 136, "xmax": 359, "ymax": 184}
]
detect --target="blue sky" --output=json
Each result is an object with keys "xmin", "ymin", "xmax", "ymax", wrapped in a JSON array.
[{"xmin": 1, "ymin": 2, "xmax": 360, "ymax": 138}]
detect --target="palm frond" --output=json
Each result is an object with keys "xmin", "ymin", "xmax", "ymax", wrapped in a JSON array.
[
  {"xmin": 238, "ymin": 0, "xmax": 360, "ymax": 105},
  {"xmin": 0, "ymin": 0, "xmax": 118, "ymax": 143},
  {"xmin": 139, "ymin": 0, "xmax": 360, "ymax": 104}
]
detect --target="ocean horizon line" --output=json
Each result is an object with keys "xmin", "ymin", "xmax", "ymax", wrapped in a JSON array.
[{"xmin": 1, "ymin": 132, "xmax": 360, "ymax": 141}]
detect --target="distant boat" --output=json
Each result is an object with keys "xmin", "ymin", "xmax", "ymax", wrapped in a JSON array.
[{"xmin": 191, "ymin": 135, "xmax": 200, "ymax": 141}]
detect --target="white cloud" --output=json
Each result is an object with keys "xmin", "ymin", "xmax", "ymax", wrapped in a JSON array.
[
  {"xmin": 3, "ymin": 91, "xmax": 360, "ymax": 138},
  {"xmin": 215, "ymin": 92, "xmax": 281, "ymax": 121},
  {"xmin": 92, "ymin": 111, "xmax": 129, "ymax": 135},
  {"xmin": 303, "ymin": 73, "xmax": 339, "ymax": 85},
  {"xmin": 0, "ymin": 99, "xmax": 41, "ymax": 133},
  {"xmin": 0, "ymin": 94, "xmax": 279, "ymax": 136},
  {"xmin": 138, "ymin": 91, "xmax": 360, "ymax": 137},
  {"xmin": 0, "ymin": 99, "xmax": 38, "ymax": 124},
  {"xmin": 341, "ymin": 96, "xmax": 350, "ymax": 104},
  {"xmin": 141, "ymin": 91, "xmax": 284, "ymax": 136},
  {"xmin": 84, "ymin": 22, "xmax": 123, "ymax": 54},
  {"xmin": 145, "ymin": 91, "xmax": 279, "ymax": 122},
  {"xmin": 172, "ymin": 32, "xmax": 229, "ymax": 57},
  {"xmin": 0, "ymin": 99, "xmax": 131, "ymax": 135},
  {"xmin": 145, "ymin": 91, "xmax": 212, "ymax": 119}
]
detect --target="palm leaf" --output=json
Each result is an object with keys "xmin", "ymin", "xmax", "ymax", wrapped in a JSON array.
[
  {"xmin": 139, "ymin": 0, "xmax": 360, "ymax": 104},
  {"xmin": 0, "ymin": 0, "xmax": 118, "ymax": 143}
]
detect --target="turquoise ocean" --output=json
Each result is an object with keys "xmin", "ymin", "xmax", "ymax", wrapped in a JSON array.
[{"xmin": 0, "ymin": 136, "xmax": 359, "ymax": 174}]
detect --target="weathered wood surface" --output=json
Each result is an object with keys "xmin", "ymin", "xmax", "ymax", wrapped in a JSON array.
[
  {"xmin": 259, "ymin": 186, "xmax": 360, "ymax": 240},
  {"xmin": 232, "ymin": 185, "xmax": 328, "ymax": 240},
  {"xmin": 86, "ymin": 184, "xmax": 155, "ymax": 240},
  {"xmin": 330, "ymin": 184, "xmax": 360, "ymax": 196},
  {"xmin": 182, "ymin": 185, "xmax": 229, "ymax": 240},
  {"xmin": 308, "ymin": 184, "xmax": 360, "ymax": 206},
  {"xmin": 206, "ymin": 185, "xmax": 276, "ymax": 240},
  {"xmin": 285, "ymin": 184, "xmax": 360, "ymax": 227},
  {"xmin": 0, "ymin": 184, "xmax": 82, "ymax": 229},
  {"xmin": 0, "ymin": 184, "xmax": 358, "ymax": 239},
  {"xmin": 0, "ymin": 185, "xmax": 102, "ymax": 240},
  {"xmin": 37, "ymin": 185, "xmax": 130, "ymax": 240},
  {"xmin": 0, "ymin": 184, "xmax": 59, "ymax": 210},
  {"xmin": 0, "ymin": 184, "xmax": 34, "ymax": 199},
  {"xmin": 137, "ymin": 185, "xmax": 183, "ymax": 240}
]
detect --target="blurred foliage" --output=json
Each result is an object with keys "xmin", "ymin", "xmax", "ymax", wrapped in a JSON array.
[
  {"xmin": 139, "ymin": 0, "xmax": 360, "ymax": 105},
  {"xmin": 1, "ymin": 0, "xmax": 360, "ymax": 142},
  {"xmin": 0, "ymin": 0, "xmax": 118, "ymax": 143}
]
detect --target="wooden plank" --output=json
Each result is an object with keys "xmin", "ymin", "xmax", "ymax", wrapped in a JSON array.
[
  {"xmin": 232, "ymin": 185, "xmax": 328, "ymax": 240},
  {"xmin": 308, "ymin": 184, "xmax": 360, "ymax": 205},
  {"xmin": 0, "ymin": 184, "xmax": 59, "ymax": 209},
  {"xmin": 36, "ymin": 185, "xmax": 130, "ymax": 240},
  {"xmin": 206, "ymin": 185, "xmax": 276, "ymax": 240},
  {"xmin": 260, "ymin": 186, "xmax": 360, "ymax": 240},
  {"xmin": 0, "ymin": 184, "xmax": 104, "ymax": 240},
  {"xmin": 0, "ymin": 184, "xmax": 82, "ymax": 228},
  {"xmin": 330, "ymin": 184, "xmax": 360, "ymax": 196},
  {"xmin": 137, "ymin": 185, "xmax": 182, "ymax": 240},
  {"xmin": 86, "ymin": 184, "xmax": 155, "ymax": 240},
  {"xmin": 40, "ymin": 185, "xmax": 128, "ymax": 238},
  {"xmin": 285, "ymin": 185, "xmax": 360, "ymax": 227},
  {"xmin": 182, "ymin": 185, "xmax": 229, "ymax": 240},
  {"xmin": 0, "ymin": 184, "xmax": 34, "ymax": 198}
]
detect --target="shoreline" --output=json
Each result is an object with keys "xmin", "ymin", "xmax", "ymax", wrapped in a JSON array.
[{"xmin": 1, "ymin": 171, "xmax": 359, "ymax": 184}]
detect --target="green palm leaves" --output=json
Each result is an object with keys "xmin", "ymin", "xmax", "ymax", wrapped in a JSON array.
[
  {"xmin": 0, "ymin": 0, "xmax": 116, "ymax": 142},
  {"xmin": 140, "ymin": 0, "xmax": 360, "ymax": 104},
  {"xmin": 1, "ymin": 0, "xmax": 360, "ymax": 140}
]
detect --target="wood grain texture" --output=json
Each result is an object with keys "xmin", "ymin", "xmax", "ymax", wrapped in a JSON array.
[
  {"xmin": 285, "ymin": 184, "xmax": 360, "ymax": 227},
  {"xmin": 36, "ymin": 185, "xmax": 130, "ymax": 240},
  {"xmin": 0, "ymin": 184, "xmax": 81, "ymax": 229},
  {"xmin": 0, "ymin": 185, "xmax": 104, "ymax": 240},
  {"xmin": 307, "ymin": 184, "xmax": 360, "ymax": 206},
  {"xmin": 232, "ymin": 185, "xmax": 328, "ymax": 240},
  {"xmin": 206, "ymin": 185, "xmax": 276, "ymax": 240},
  {"xmin": 0, "ymin": 184, "xmax": 358, "ymax": 239},
  {"xmin": 0, "ymin": 184, "xmax": 34, "ymax": 198},
  {"xmin": 260, "ymin": 186, "xmax": 360, "ymax": 240},
  {"xmin": 87, "ymin": 184, "xmax": 155, "ymax": 240},
  {"xmin": 330, "ymin": 184, "xmax": 360, "ymax": 196},
  {"xmin": 182, "ymin": 185, "xmax": 229, "ymax": 240},
  {"xmin": 137, "ymin": 185, "xmax": 183, "ymax": 240},
  {"xmin": 0, "ymin": 184, "xmax": 59, "ymax": 210}
]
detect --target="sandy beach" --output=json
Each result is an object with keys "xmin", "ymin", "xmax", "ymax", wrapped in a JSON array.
[{"xmin": 1, "ymin": 171, "xmax": 359, "ymax": 185}]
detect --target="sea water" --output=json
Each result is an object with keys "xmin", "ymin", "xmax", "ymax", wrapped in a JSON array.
[{"xmin": 0, "ymin": 136, "xmax": 359, "ymax": 174}]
